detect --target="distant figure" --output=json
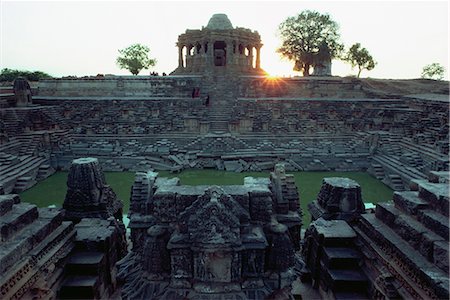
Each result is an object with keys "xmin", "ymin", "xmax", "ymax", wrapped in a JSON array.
[
  {"xmin": 205, "ymin": 94, "xmax": 210, "ymax": 106},
  {"xmin": 13, "ymin": 77, "xmax": 32, "ymax": 107},
  {"xmin": 192, "ymin": 87, "xmax": 200, "ymax": 98},
  {"xmin": 162, "ymin": 72, "xmax": 167, "ymax": 76}
]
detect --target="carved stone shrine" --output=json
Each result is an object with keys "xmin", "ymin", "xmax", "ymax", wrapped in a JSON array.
[{"xmin": 118, "ymin": 164, "xmax": 302, "ymax": 299}]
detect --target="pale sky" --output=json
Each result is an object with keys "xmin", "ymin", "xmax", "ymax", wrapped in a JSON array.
[{"xmin": 1, "ymin": 0, "xmax": 448, "ymax": 79}]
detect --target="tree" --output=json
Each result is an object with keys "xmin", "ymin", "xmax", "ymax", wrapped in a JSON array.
[
  {"xmin": 277, "ymin": 10, "xmax": 343, "ymax": 76},
  {"xmin": 0, "ymin": 68, "xmax": 52, "ymax": 82},
  {"xmin": 344, "ymin": 43, "xmax": 376, "ymax": 78},
  {"xmin": 116, "ymin": 44, "xmax": 156, "ymax": 75},
  {"xmin": 421, "ymin": 63, "xmax": 444, "ymax": 80}
]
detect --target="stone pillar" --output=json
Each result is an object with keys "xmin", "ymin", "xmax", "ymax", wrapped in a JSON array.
[
  {"xmin": 178, "ymin": 44, "xmax": 184, "ymax": 68},
  {"xmin": 256, "ymin": 46, "xmax": 261, "ymax": 69},
  {"xmin": 208, "ymin": 40, "xmax": 214, "ymax": 67},
  {"xmin": 247, "ymin": 45, "xmax": 253, "ymax": 68},
  {"xmin": 225, "ymin": 39, "xmax": 232, "ymax": 65}
]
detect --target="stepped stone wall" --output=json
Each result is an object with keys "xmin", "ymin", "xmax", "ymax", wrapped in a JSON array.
[
  {"xmin": 301, "ymin": 173, "xmax": 450, "ymax": 299},
  {"xmin": 0, "ymin": 75, "xmax": 448, "ymax": 193},
  {"xmin": 0, "ymin": 156, "xmax": 128, "ymax": 299}
]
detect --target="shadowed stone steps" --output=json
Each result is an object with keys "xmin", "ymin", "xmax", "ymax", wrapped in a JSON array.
[
  {"xmin": 0, "ymin": 202, "xmax": 38, "ymax": 241},
  {"xmin": 65, "ymin": 252, "xmax": 105, "ymax": 275},
  {"xmin": 322, "ymin": 247, "xmax": 361, "ymax": 269},
  {"xmin": 303, "ymin": 219, "xmax": 368, "ymax": 299},
  {"xmin": 413, "ymin": 179, "xmax": 449, "ymax": 217},
  {"xmin": 58, "ymin": 275, "xmax": 100, "ymax": 299},
  {"xmin": 393, "ymin": 191, "xmax": 429, "ymax": 215},
  {"xmin": 417, "ymin": 209, "xmax": 449, "ymax": 240},
  {"xmin": 0, "ymin": 208, "xmax": 63, "ymax": 274},
  {"xmin": 359, "ymin": 214, "xmax": 449, "ymax": 299},
  {"xmin": 375, "ymin": 202, "xmax": 447, "ymax": 258},
  {"xmin": 323, "ymin": 268, "xmax": 368, "ymax": 293}
]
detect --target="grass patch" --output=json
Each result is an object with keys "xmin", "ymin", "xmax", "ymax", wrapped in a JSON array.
[{"xmin": 20, "ymin": 170, "xmax": 393, "ymax": 226}]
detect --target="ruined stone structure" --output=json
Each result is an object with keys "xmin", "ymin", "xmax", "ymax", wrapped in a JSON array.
[
  {"xmin": 63, "ymin": 157, "xmax": 124, "ymax": 222},
  {"xmin": 0, "ymin": 157, "xmax": 127, "ymax": 299},
  {"xmin": 311, "ymin": 42, "xmax": 332, "ymax": 76},
  {"xmin": 172, "ymin": 14, "xmax": 265, "ymax": 75},
  {"xmin": 308, "ymin": 177, "xmax": 365, "ymax": 222},
  {"xmin": 118, "ymin": 164, "xmax": 302, "ymax": 299},
  {"xmin": 0, "ymin": 12, "xmax": 449, "ymax": 299},
  {"xmin": 302, "ymin": 172, "xmax": 449, "ymax": 299},
  {"xmin": 13, "ymin": 77, "xmax": 33, "ymax": 107}
]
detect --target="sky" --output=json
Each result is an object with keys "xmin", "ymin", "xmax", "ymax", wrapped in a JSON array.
[{"xmin": 0, "ymin": 0, "xmax": 448, "ymax": 79}]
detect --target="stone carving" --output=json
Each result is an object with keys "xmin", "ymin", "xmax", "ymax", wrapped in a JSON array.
[
  {"xmin": 118, "ymin": 165, "xmax": 302, "ymax": 299},
  {"xmin": 63, "ymin": 157, "xmax": 123, "ymax": 222},
  {"xmin": 312, "ymin": 42, "xmax": 332, "ymax": 76},
  {"xmin": 308, "ymin": 177, "xmax": 364, "ymax": 222},
  {"xmin": 13, "ymin": 77, "xmax": 32, "ymax": 107}
]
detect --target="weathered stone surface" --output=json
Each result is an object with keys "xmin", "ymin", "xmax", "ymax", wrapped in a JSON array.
[
  {"xmin": 13, "ymin": 77, "xmax": 32, "ymax": 107},
  {"xmin": 63, "ymin": 157, "xmax": 123, "ymax": 222},
  {"xmin": 355, "ymin": 175, "xmax": 449, "ymax": 299},
  {"xmin": 119, "ymin": 165, "xmax": 302, "ymax": 299},
  {"xmin": 309, "ymin": 177, "xmax": 364, "ymax": 222}
]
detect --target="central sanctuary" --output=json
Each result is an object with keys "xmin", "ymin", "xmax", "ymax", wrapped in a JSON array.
[
  {"xmin": 0, "ymin": 13, "xmax": 449, "ymax": 300},
  {"xmin": 172, "ymin": 13, "xmax": 265, "ymax": 75}
]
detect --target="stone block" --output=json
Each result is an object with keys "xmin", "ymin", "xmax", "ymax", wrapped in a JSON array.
[
  {"xmin": 417, "ymin": 209, "xmax": 449, "ymax": 240},
  {"xmin": 393, "ymin": 191, "xmax": 428, "ymax": 215},
  {"xmin": 375, "ymin": 202, "xmax": 399, "ymax": 227},
  {"xmin": 433, "ymin": 240, "xmax": 449, "ymax": 273}
]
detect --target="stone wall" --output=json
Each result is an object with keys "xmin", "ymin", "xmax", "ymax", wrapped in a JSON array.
[
  {"xmin": 0, "ymin": 76, "xmax": 447, "ymax": 192},
  {"xmin": 37, "ymin": 76, "xmax": 202, "ymax": 97}
]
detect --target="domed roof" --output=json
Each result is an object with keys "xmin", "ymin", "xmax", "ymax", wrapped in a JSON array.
[{"xmin": 206, "ymin": 14, "xmax": 233, "ymax": 30}]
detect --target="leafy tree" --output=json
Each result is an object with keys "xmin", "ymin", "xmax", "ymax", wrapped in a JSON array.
[
  {"xmin": 344, "ymin": 43, "xmax": 376, "ymax": 78},
  {"xmin": 116, "ymin": 43, "xmax": 156, "ymax": 75},
  {"xmin": 421, "ymin": 63, "xmax": 444, "ymax": 80},
  {"xmin": 277, "ymin": 10, "xmax": 344, "ymax": 76},
  {"xmin": 0, "ymin": 68, "xmax": 52, "ymax": 82}
]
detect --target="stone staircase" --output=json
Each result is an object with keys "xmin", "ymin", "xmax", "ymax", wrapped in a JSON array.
[
  {"xmin": 354, "ymin": 172, "xmax": 449, "ymax": 299},
  {"xmin": 370, "ymin": 163, "xmax": 385, "ymax": 179},
  {"xmin": 58, "ymin": 252, "xmax": 105, "ymax": 299},
  {"xmin": 373, "ymin": 154, "xmax": 427, "ymax": 190},
  {"xmin": 387, "ymin": 174, "xmax": 405, "ymax": 191},
  {"xmin": 0, "ymin": 155, "xmax": 48, "ymax": 194},
  {"xmin": 302, "ymin": 219, "xmax": 369, "ymax": 300},
  {"xmin": 203, "ymin": 75, "xmax": 237, "ymax": 133},
  {"xmin": 1, "ymin": 109, "xmax": 22, "ymax": 135},
  {"xmin": 57, "ymin": 218, "xmax": 127, "ymax": 300},
  {"xmin": 0, "ymin": 194, "xmax": 75, "ymax": 299}
]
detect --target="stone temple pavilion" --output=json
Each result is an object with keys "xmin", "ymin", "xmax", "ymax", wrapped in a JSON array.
[{"xmin": 171, "ymin": 14, "xmax": 265, "ymax": 75}]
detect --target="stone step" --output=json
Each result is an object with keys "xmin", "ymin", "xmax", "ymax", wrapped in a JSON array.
[
  {"xmin": 0, "ymin": 208, "xmax": 63, "ymax": 275},
  {"xmin": 413, "ymin": 179, "xmax": 449, "ymax": 217},
  {"xmin": 66, "ymin": 251, "xmax": 105, "ymax": 276},
  {"xmin": 323, "ymin": 267, "xmax": 368, "ymax": 293},
  {"xmin": 334, "ymin": 291, "xmax": 370, "ymax": 300},
  {"xmin": 417, "ymin": 209, "xmax": 449, "ymax": 241},
  {"xmin": 393, "ymin": 191, "xmax": 429, "ymax": 215},
  {"xmin": 0, "ymin": 194, "xmax": 20, "ymax": 217},
  {"xmin": 321, "ymin": 247, "xmax": 361, "ymax": 269},
  {"xmin": 0, "ymin": 202, "xmax": 39, "ymax": 242},
  {"xmin": 375, "ymin": 202, "xmax": 447, "ymax": 262},
  {"xmin": 358, "ymin": 214, "xmax": 449, "ymax": 298},
  {"xmin": 58, "ymin": 275, "xmax": 100, "ymax": 299}
]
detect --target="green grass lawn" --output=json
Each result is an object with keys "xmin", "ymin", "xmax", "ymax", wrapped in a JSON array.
[{"xmin": 20, "ymin": 170, "xmax": 393, "ymax": 226}]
